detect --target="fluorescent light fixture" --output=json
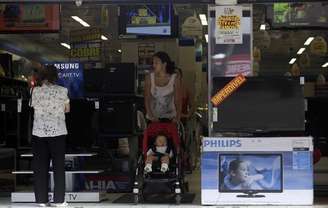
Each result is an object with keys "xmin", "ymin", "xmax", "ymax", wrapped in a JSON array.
[
  {"xmin": 304, "ymin": 37, "xmax": 314, "ymax": 46},
  {"xmin": 118, "ymin": 49, "xmax": 122, "ymax": 53},
  {"xmin": 322, "ymin": 62, "xmax": 328, "ymax": 68},
  {"xmin": 199, "ymin": 14, "xmax": 208, "ymax": 26},
  {"xmin": 260, "ymin": 24, "xmax": 266, "ymax": 31},
  {"xmin": 60, "ymin": 43, "xmax": 71, "ymax": 49},
  {"xmin": 205, "ymin": 34, "xmax": 208, "ymax": 43},
  {"xmin": 101, "ymin": 35, "xmax": 108, "ymax": 40},
  {"xmin": 289, "ymin": 58, "xmax": 297, "ymax": 65},
  {"xmin": 213, "ymin": 53, "xmax": 226, "ymax": 59},
  {"xmin": 297, "ymin": 48, "xmax": 306, "ymax": 55},
  {"xmin": 71, "ymin": 16, "xmax": 90, "ymax": 27}
]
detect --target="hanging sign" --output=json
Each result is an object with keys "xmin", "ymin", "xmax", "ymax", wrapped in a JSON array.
[{"xmin": 215, "ymin": 6, "xmax": 242, "ymax": 44}]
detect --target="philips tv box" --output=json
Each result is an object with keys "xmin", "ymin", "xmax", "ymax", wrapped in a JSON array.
[{"xmin": 201, "ymin": 137, "xmax": 313, "ymax": 205}]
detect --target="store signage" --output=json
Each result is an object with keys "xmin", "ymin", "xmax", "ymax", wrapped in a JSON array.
[
  {"xmin": 0, "ymin": 4, "xmax": 60, "ymax": 33},
  {"xmin": 70, "ymin": 42, "xmax": 101, "ymax": 61},
  {"xmin": 50, "ymin": 62, "xmax": 84, "ymax": 98},
  {"xmin": 181, "ymin": 15, "xmax": 203, "ymax": 38},
  {"xmin": 310, "ymin": 36, "xmax": 327, "ymax": 56},
  {"xmin": 70, "ymin": 28, "xmax": 102, "ymax": 43},
  {"xmin": 211, "ymin": 74, "xmax": 246, "ymax": 106},
  {"xmin": 215, "ymin": 5, "xmax": 242, "ymax": 44},
  {"xmin": 138, "ymin": 43, "xmax": 155, "ymax": 66}
]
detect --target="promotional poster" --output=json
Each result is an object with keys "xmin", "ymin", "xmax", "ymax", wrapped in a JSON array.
[{"xmin": 201, "ymin": 137, "xmax": 313, "ymax": 205}]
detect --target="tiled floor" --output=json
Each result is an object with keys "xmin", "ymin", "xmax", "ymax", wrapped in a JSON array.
[{"xmin": 2, "ymin": 170, "xmax": 328, "ymax": 207}]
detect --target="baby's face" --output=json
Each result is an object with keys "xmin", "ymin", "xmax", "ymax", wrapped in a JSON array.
[
  {"xmin": 155, "ymin": 135, "xmax": 167, "ymax": 147},
  {"xmin": 234, "ymin": 162, "xmax": 249, "ymax": 182}
]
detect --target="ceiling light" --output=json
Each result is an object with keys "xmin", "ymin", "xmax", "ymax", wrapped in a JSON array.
[
  {"xmin": 260, "ymin": 24, "xmax": 266, "ymax": 31},
  {"xmin": 289, "ymin": 58, "xmax": 297, "ymax": 65},
  {"xmin": 199, "ymin": 14, "xmax": 208, "ymax": 26},
  {"xmin": 297, "ymin": 48, "xmax": 306, "ymax": 55},
  {"xmin": 101, "ymin": 35, "xmax": 108, "ymax": 40},
  {"xmin": 118, "ymin": 49, "xmax": 122, "ymax": 53},
  {"xmin": 60, "ymin": 43, "xmax": 71, "ymax": 49},
  {"xmin": 322, "ymin": 62, "xmax": 328, "ymax": 68},
  {"xmin": 213, "ymin": 53, "xmax": 226, "ymax": 59},
  {"xmin": 71, "ymin": 16, "xmax": 90, "ymax": 27},
  {"xmin": 304, "ymin": 37, "xmax": 314, "ymax": 46},
  {"xmin": 205, "ymin": 34, "xmax": 208, "ymax": 43}
]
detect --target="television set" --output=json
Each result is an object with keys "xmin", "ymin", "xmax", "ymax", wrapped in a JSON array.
[
  {"xmin": 118, "ymin": 4, "xmax": 177, "ymax": 37},
  {"xmin": 84, "ymin": 63, "xmax": 137, "ymax": 97},
  {"xmin": 0, "ymin": 4, "xmax": 60, "ymax": 33},
  {"xmin": 211, "ymin": 76, "xmax": 305, "ymax": 133},
  {"xmin": 65, "ymin": 99, "xmax": 95, "ymax": 152},
  {"xmin": 219, "ymin": 154, "xmax": 283, "ymax": 197},
  {"xmin": 266, "ymin": 2, "xmax": 328, "ymax": 29}
]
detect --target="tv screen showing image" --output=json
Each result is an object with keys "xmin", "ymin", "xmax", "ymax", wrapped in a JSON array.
[
  {"xmin": 119, "ymin": 4, "xmax": 175, "ymax": 37},
  {"xmin": 211, "ymin": 77, "xmax": 305, "ymax": 133},
  {"xmin": 219, "ymin": 154, "xmax": 283, "ymax": 197},
  {"xmin": 267, "ymin": 2, "xmax": 328, "ymax": 29}
]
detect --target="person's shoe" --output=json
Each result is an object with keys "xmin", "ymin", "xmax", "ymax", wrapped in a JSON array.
[
  {"xmin": 161, "ymin": 163, "xmax": 169, "ymax": 173},
  {"xmin": 144, "ymin": 163, "xmax": 152, "ymax": 173},
  {"xmin": 51, "ymin": 202, "xmax": 68, "ymax": 207}
]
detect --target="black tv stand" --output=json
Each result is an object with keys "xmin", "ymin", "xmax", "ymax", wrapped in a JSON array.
[{"xmin": 236, "ymin": 192, "xmax": 265, "ymax": 198}]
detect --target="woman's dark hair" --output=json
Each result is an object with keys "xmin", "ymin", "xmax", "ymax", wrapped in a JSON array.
[
  {"xmin": 153, "ymin": 51, "xmax": 175, "ymax": 74},
  {"xmin": 228, "ymin": 160, "xmax": 244, "ymax": 173},
  {"xmin": 40, "ymin": 65, "xmax": 58, "ymax": 84}
]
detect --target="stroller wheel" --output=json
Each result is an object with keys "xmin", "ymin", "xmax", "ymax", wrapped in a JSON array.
[{"xmin": 175, "ymin": 194, "xmax": 181, "ymax": 205}]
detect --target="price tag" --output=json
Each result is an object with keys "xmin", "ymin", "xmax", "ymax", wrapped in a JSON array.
[
  {"xmin": 1, "ymin": 104, "xmax": 5, "ymax": 112},
  {"xmin": 95, "ymin": 101, "xmax": 99, "ymax": 110},
  {"xmin": 17, "ymin": 99, "xmax": 22, "ymax": 113}
]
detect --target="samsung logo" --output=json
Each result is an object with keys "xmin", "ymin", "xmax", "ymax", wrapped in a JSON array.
[
  {"xmin": 54, "ymin": 63, "xmax": 79, "ymax": 70},
  {"xmin": 204, "ymin": 139, "xmax": 242, "ymax": 148}
]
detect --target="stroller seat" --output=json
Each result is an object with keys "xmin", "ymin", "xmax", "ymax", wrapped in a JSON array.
[{"xmin": 133, "ymin": 122, "xmax": 188, "ymax": 204}]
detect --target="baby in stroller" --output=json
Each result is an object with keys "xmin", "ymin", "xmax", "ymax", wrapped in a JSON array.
[{"xmin": 144, "ymin": 134, "xmax": 173, "ymax": 173}]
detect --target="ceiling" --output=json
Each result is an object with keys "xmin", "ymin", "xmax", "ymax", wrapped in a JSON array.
[{"xmin": 0, "ymin": 2, "xmax": 327, "ymax": 76}]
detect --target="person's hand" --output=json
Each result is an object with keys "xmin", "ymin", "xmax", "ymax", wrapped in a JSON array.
[
  {"xmin": 172, "ymin": 117, "xmax": 180, "ymax": 123},
  {"xmin": 150, "ymin": 116, "xmax": 159, "ymax": 122}
]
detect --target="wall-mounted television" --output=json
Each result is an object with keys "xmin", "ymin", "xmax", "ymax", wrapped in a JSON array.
[
  {"xmin": 211, "ymin": 76, "xmax": 305, "ymax": 133},
  {"xmin": 266, "ymin": 2, "xmax": 328, "ymax": 29},
  {"xmin": 0, "ymin": 4, "xmax": 60, "ymax": 33},
  {"xmin": 219, "ymin": 154, "xmax": 283, "ymax": 197},
  {"xmin": 118, "ymin": 4, "xmax": 177, "ymax": 37}
]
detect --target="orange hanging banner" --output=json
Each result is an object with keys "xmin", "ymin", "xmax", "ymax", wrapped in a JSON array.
[{"xmin": 211, "ymin": 74, "xmax": 247, "ymax": 106}]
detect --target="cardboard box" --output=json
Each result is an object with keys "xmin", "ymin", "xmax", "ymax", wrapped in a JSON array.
[{"xmin": 201, "ymin": 137, "xmax": 313, "ymax": 205}]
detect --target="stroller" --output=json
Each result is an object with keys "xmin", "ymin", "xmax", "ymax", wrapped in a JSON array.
[{"xmin": 133, "ymin": 122, "xmax": 189, "ymax": 204}]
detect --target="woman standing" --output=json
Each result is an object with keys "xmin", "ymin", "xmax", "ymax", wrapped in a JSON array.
[
  {"xmin": 144, "ymin": 51, "xmax": 181, "ymax": 123},
  {"xmin": 31, "ymin": 65, "xmax": 70, "ymax": 207}
]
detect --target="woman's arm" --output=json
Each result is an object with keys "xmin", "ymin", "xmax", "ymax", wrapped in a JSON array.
[
  {"xmin": 64, "ymin": 103, "xmax": 70, "ymax": 113},
  {"xmin": 144, "ymin": 74, "xmax": 156, "ymax": 121},
  {"xmin": 63, "ymin": 88, "xmax": 70, "ymax": 113},
  {"xmin": 174, "ymin": 74, "xmax": 182, "ymax": 122}
]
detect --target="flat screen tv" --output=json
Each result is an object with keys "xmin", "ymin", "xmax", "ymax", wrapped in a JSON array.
[
  {"xmin": 118, "ymin": 4, "xmax": 176, "ymax": 37},
  {"xmin": 219, "ymin": 154, "xmax": 283, "ymax": 198},
  {"xmin": 84, "ymin": 63, "xmax": 136, "ymax": 97},
  {"xmin": 0, "ymin": 4, "xmax": 60, "ymax": 33},
  {"xmin": 211, "ymin": 77, "xmax": 305, "ymax": 133},
  {"xmin": 266, "ymin": 2, "xmax": 328, "ymax": 29}
]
